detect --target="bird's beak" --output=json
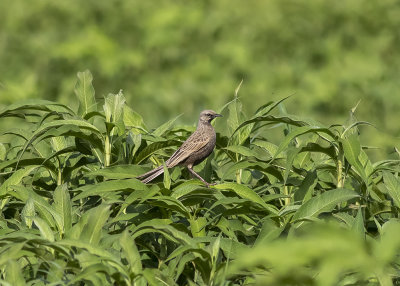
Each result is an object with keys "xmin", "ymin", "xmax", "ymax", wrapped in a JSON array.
[{"xmin": 214, "ymin": 113, "xmax": 222, "ymax": 118}]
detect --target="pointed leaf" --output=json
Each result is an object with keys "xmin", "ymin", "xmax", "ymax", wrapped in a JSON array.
[
  {"xmin": 351, "ymin": 208, "xmax": 365, "ymax": 240},
  {"xmin": 8, "ymin": 185, "xmax": 63, "ymax": 231},
  {"xmin": 273, "ymin": 126, "xmax": 335, "ymax": 160},
  {"xmin": 341, "ymin": 134, "xmax": 367, "ymax": 182},
  {"xmin": 0, "ymin": 166, "xmax": 38, "ymax": 196},
  {"xmin": 33, "ymin": 217, "xmax": 55, "ymax": 242},
  {"xmin": 4, "ymin": 260, "xmax": 26, "ymax": 286},
  {"xmin": 383, "ymin": 172, "xmax": 400, "ymax": 208},
  {"xmin": 72, "ymin": 178, "xmax": 148, "ymax": 201},
  {"xmin": 124, "ymin": 105, "xmax": 147, "ymax": 132},
  {"xmin": 120, "ymin": 230, "xmax": 143, "ymax": 274},
  {"xmin": 163, "ymin": 163, "xmax": 171, "ymax": 190},
  {"xmin": 18, "ymin": 119, "xmax": 103, "ymax": 166},
  {"xmin": 153, "ymin": 114, "xmax": 182, "ymax": 137},
  {"xmin": 134, "ymin": 139, "xmax": 180, "ymax": 164},
  {"xmin": 0, "ymin": 99, "xmax": 74, "ymax": 117},
  {"xmin": 21, "ymin": 198, "xmax": 35, "ymax": 228},
  {"xmin": 75, "ymin": 70, "xmax": 96, "ymax": 117},
  {"xmin": 80, "ymin": 204, "xmax": 111, "ymax": 245},
  {"xmin": 292, "ymin": 188, "xmax": 359, "ymax": 222},
  {"xmin": 214, "ymin": 183, "xmax": 278, "ymax": 214},
  {"xmin": 0, "ymin": 142, "xmax": 6, "ymax": 160},
  {"xmin": 53, "ymin": 184, "xmax": 72, "ymax": 234},
  {"xmin": 104, "ymin": 90, "xmax": 126, "ymax": 135}
]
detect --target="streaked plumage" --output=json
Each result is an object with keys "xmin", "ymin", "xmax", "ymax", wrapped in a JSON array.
[{"xmin": 137, "ymin": 110, "xmax": 222, "ymax": 186}]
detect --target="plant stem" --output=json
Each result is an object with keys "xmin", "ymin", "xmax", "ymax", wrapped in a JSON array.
[
  {"xmin": 236, "ymin": 169, "xmax": 242, "ymax": 184},
  {"xmin": 283, "ymin": 185, "xmax": 290, "ymax": 205},
  {"xmin": 57, "ymin": 168, "xmax": 62, "ymax": 186},
  {"xmin": 105, "ymin": 135, "xmax": 111, "ymax": 167},
  {"xmin": 337, "ymin": 145, "xmax": 345, "ymax": 188},
  {"xmin": 236, "ymin": 153, "xmax": 242, "ymax": 184}
]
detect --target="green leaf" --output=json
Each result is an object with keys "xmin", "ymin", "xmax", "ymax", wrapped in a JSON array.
[
  {"xmin": 0, "ymin": 166, "xmax": 38, "ymax": 196},
  {"xmin": 21, "ymin": 198, "xmax": 35, "ymax": 228},
  {"xmin": 190, "ymin": 216, "xmax": 207, "ymax": 237},
  {"xmin": 273, "ymin": 126, "xmax": 335, "ymax": 160},
  {"xmin": 227, "ymin": 94, "xmax": 252, "ymax": 145},
  {"xmin": 374, "ymin": 219, "xmax": 400, "ymax": 264},
  {"xmin": 33, "ymin": 217, "xmax": 55, "ymax": 242},
  {"xmin": 232, "ymin": 114, "xmax": 320, "ymax": 138},
  {"xmin": 0, "ymin": 157, "xmax": 57, "ymax": 174},
  {"xmin": 227, "ymin": 96, "xmax": 242, "ymax": 136},
  {"xmin": 127, "ymin": 131, "xmax": 142, "ymax": 159},
  {"xmin": 134, "ymin": 139, "xmax": 180, "ymax": 164},
  {"xmin": 58, "ymin": 239, "xmax": 128, "ymax": 277},
  {"xmin": 142, "ymin": 268, "xmax": 165, "ymax": 286},
  {"xmin": 118, "ymin": 187, "xmax": 159, "ymax": 216},
  {"xmin": 75, "ymin": 70, "xmax": 96, "ymax": 117},
  {"xmin": 294, "ymin": 170, "xmax": 318, "ymax": 203},
  {"xmin": 223, "ymin": 145, "xmax": 257, "ymax": 158},
  {"xmin": 80, "ymin": 204, "xmax": 111, "ymax": 245},
  {"xmin": 147, "ymin": 196, "xmax": 190, "ymax": 218},
  {"xmin": 124, "ymin": 105, "xmax": 147, "ymax": 132},
  {"xmin": 53, "ymin": 184, "xmax": 72, "ymax": 235},
  {"xmin": 84, "ymin": 164, "xmax": 146, "ymax": 179},
  {"xmin": 153, "ymin": 114, "xmax": 182, "ymax": 137},
  {"xmin": 292, "ymin": 189, "xmax": 359, "ymax": 223},
  {"xmin": 50, "ymin": 136, "xmax": 69, "ymax": 152},
  {"xmin": 131, "ymin": 219, "xmax": 195, "ymax": 246},
  {"xmin": 120, "ymin": 230, "xmax": 143, "ymax": 274},
  {"xmin": 68, "ymin": 264, "xmax": 113, "ymax": 285},
  {"xmin": 0, "ymin": 142, "xmax": 6, "ymax": 160},
  {"xmin": 341, "ymin": 134, "xmax": 367, "ymax": 182},
  {"xmin": 72, "ymin": 178, "xmax": 148, "ymax": 201},
  {"xmin": 211, "ymin": 234, "xmax": 221, "ymax": 264},
  {"xmin": 18, "ymin": 119, "xmax": 103, "ymax": 166},
  {"xmin": 165, "ymin": 245, "xmax": 210, "ymax": 263},
  {"xmin": 214, "ymin": 183, "xmax": 278, "ymax": 214},
  {"xmin": 104, "ymin": 90, "xmax": 126, "ymax": 134},
  {"xmin": 283, "ymin": 147, "xmax": 301, "ymax": 183},
  {"xmin": 171, "ymin": 180, "xmax": 211, "ymax": 199},
  {"xmin": 299, "ymin": 142, "xmax": 336, "ymax": 159},
  {"xmin": 0, "ymin": 99, "xmax": 74, "ymax": 117},
  {"xmin": 4, "ymin": 260, "xmax": 27, "ymax": 286},
  {"xmin": 252, "ymin": 140, "xmax": 278, "ymax": 157},
  {"xmin": 163, "ymin": 163, "xmax": 171, "ymax": 190},
  {"xmin": 351, "ymin": 208, "xmax": 365, "ymax": 240},
  {"xmin": 8, "ymin": 186, "xmax": 63, "ymax": 232},
  {"xmin": 254, "ymin": 219, "xmax": 284, "ymax": 246},
  {"xmin": 383, "ymin": 172, "xmax": 400, "ymax": 208}
]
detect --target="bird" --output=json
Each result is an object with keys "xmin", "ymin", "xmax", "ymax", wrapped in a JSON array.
[{"xmin": 137, "ymin": 109, "xmax": 222, "ymax": 187}]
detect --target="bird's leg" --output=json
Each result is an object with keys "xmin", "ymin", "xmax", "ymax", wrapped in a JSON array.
[{"xmin": 187, "ymin": 166, "xmax": 214, "ymax": 187}]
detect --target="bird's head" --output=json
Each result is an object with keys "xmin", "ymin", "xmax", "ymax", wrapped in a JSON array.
[{"xmin": 199, "ymin": 110, "xmax": 222, "ymax": 123}]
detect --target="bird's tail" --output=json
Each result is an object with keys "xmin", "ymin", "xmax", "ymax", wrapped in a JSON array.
[{"xmin": 136, "ymin": 165, "xmax": 164, "ymax": 184}]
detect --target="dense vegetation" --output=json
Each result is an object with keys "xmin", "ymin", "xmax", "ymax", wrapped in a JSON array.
[
  {"xmin": 0, "ymin": 71, "xmax": 400, "ymax": 285},
  {"xmin": 1, "ymin": 0, "xmax": 400, "ymax": 159}
]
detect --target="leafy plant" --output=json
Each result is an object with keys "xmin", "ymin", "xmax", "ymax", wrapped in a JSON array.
[{"xmin": 0, "ymin": 70, "xmax": 399, "ymax": 285}]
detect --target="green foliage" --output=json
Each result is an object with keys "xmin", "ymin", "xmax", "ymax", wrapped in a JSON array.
[
  {"xmin": 0, "ymin": 0, "xmax": 399, "ymax": 160},
  {"xmin": 1, "ymin": 71, "xmax": 400, "ymax": 285}
]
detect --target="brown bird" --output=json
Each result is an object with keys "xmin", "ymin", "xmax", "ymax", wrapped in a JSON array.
[{"xmin": 137, "ymin": 110, "xmax": 222, "ymax": 187}]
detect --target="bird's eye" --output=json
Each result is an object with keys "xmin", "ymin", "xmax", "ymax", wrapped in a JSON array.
[{"xmin": 207, "ymin": 113, "xmax": 211, "ymax": 116}]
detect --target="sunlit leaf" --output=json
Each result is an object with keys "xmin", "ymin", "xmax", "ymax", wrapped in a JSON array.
[
  {"xmin": 33, "ymin": 217, "xmax": 55, "ymax": 242},
  {"xmin": 80, "ymin": 204, "xmax": 111, "ymax": 245},
  {"xmin": 214, "ymin": 182, "xmax": 278, "ymax": 214},
  {"xmin": 292, "ymin": 188, "xmax": 359, "ymax": 223},
  {"xmin": 53, "ymin": 184, "xmax": 72, "ymax": 235},
  {"xmin": 75, "ymin": 70, "xmax": 97, "ymax": 117}
]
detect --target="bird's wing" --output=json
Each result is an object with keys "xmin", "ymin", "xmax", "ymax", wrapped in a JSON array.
[{"xmin": 166, "ymin": 132, "xmax": 209, "ymax": 167}]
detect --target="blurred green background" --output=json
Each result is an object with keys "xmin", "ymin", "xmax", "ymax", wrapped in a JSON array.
[{"xmin": 1, "ymin": 0, "xmax": 399, "ymax": 159}]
